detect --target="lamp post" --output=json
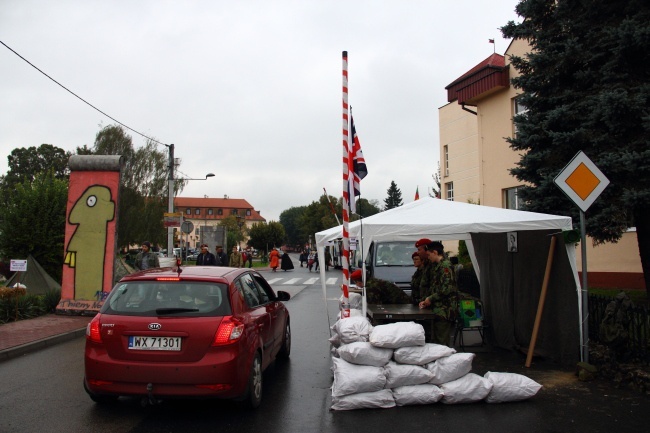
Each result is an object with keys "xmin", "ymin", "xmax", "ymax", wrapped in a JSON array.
[{"xmin": 236, "ymin": 215, "xmax": 245, "ymax": 249}]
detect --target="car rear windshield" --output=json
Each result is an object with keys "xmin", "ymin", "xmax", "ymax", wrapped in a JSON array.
[{"xmin": 101, "ymin": 281, "xmax": 231, "ymax": 317}]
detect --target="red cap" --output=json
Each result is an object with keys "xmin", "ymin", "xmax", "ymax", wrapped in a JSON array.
[
  {"xmin": 415, "ymin": 238, "xmax": 432, "ymax": 248},
  {"xmin": 350, "ymin": 269, "xmax": 363, "ymax": 282}
]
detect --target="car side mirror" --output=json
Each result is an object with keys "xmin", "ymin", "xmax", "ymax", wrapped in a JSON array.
[{"xmin": 276, "ymin": 290, "xmax": 291, "ymax": 301}]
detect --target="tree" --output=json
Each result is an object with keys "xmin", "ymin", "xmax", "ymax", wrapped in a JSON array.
[
  {"xmin": 0, "ymin": 144, "xmax": 70, "ymax": 207},
  {"xmin": 383, "ymin": 181, "xmax": 403, "ymax": 210},
  {"xmin": 247, "ymin": 221, "xmax": 286, "ymax": 253},
  {"xmin": 501, "ymin": 0, "xmax": 650, "ymax": 293},
  {"xmin": 87, "ymin": 125, "xmax": 181, "ymax": 249},
  {"xmin": 0, "ymin": 171, "xmax": 68, "ymax": 282},
  {"xmin": 429, "ymin": 163, "xmax": 441, "ymax": 198},
  {"xmin": 279, "ymin": 206, "xmax": 307, "ymax": 248},
  {"xmin": 219, "ymin": 215, "xmax": 247, "ymax": 250},
  {"xmin": 353, "ymin": 198, "xmax": 381, "ymax": 220}
]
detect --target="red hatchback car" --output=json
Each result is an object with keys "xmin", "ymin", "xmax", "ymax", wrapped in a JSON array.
[{"xmin": 84, "ymin": 265, "xmax": 291, "ymax": 408}]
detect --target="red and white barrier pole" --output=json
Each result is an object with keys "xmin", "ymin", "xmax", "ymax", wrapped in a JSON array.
[{"xmin": 340, "ymin": 50, "xmax": 351, "ymax": 318}]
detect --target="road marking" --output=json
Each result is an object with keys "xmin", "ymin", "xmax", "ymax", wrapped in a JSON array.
[
  {"xmin": 265, "ymin": 278, "xmax": 283, "ymax": 284},
  {"xmin": 326, "ymin": 278, "xmax": 338, "ymax": 285},
  {"xmin": 303, "ymin": 277, "xmax": 320, "ymax": 285},
  {"xmin": 283, "ymin": 278, "xmax": 301, "ymax": 285}
]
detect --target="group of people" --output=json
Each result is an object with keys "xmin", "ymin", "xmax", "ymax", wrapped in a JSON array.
[
  {"xmin": 269, "ymin": 248, "xmax": 294, "ymax": 272},
  {"xmin": 299, "ymin": 249, "xmax": 321, "ymax": 272},
  {"xmin": 348, "ymin": 238, "xmax": 458, "ymax": 346},
  {"xmin": 134, "ymin": 242, "xmax": 254, "ymax": 270}
]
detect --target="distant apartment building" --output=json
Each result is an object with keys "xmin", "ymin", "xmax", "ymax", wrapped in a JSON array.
[
  {"xmin": 173, "ymin": 196, "xmax": 265, "ymax": 249},
  {"xmin": 439, "ymin": 38, "xmax": 644, "ymax": 289}
]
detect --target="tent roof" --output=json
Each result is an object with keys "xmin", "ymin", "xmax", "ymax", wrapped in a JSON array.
[
  {"xmin": 5, "ymin": 255, "xmax": 61, "ymax": 295},
  {"xmin": 316, "ymin": 197, "xmax": 573, "ymax": 247}
]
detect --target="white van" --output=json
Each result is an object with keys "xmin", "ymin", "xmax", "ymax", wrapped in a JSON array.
[{"xmin": 353, "ymin": 240, "xmax": 416, "ymax": 295}]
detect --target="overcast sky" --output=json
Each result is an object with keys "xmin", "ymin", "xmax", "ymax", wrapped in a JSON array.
[{"xmin": 1, "ymin": 1, "xmax": 520, "ymax": 221}]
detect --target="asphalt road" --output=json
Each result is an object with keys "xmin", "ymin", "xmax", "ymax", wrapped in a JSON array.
[{"xmin": 1, "ymin": 259, "xmax": 649, "ymax": 433}]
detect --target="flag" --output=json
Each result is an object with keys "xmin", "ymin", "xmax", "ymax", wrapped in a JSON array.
[
  {"xmin": 489, "ymin": 39, "xmax": 495, "ymax": 44},
  {"xmin": 350, "ymin": 115, "xmax": 367, "ymax": 197},
  {"xmin": 414, "ymin": 187, "xmax": 420, "ymax": 201}
]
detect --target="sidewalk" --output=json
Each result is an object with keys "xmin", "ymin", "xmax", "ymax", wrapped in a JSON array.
[{"xmin": 0, "ymin": 314, "xmax": 93, "ymax": 362}]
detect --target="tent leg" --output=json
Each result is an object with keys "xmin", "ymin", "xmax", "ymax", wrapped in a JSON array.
[{"xmin": 525, "ymin": 235, "xmax": 557, "ymax": 368}]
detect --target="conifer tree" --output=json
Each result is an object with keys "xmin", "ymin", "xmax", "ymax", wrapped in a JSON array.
[{"xmin": 384, "ymin": 181, "xmax": 403, "ymax": 210}]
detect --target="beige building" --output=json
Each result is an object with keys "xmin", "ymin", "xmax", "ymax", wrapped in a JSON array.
[
  {"xmin": 439, "ymin": 39, "xmax": 644, "ymax": 289},
  {"xmin": 173, "ymin": 196, "xmax": 266, "ymax": 249}
]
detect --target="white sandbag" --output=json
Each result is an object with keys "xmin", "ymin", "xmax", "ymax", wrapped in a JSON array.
[
  {"xmin": 328, "ymin": 333, "xmax": 341, "ymax": 348},
  {"xmin": 392, "ymin": 384, "xmax": 444, "ymax": 406},
  {"xmin": 331, "ymin": 357, "xmax": 387, "ymax": 397},
  {"xmin": 440, "ymin": 373, "xmax": 493, "ymax": 404},
  {"xmin": 427, "ymin": 352, "xmax": 475, "ymax": 385},
  {"xmin": 331, "ymin": 316, "xmax": 373, "ymax": 344},
  {"xmin": 337, "ymin": 342, "xmax": 394, "ymax": 367},
  {"xmin": 394, "ymin": 343, "xmax": 457, "ymax": 365},
  {"xmin": 331, "ymin": 389, "xmax": 395, "ymax": 410},
  {"xmin": 484, "ymin": 371, "xmax": 542, "ymax": 403},
  {"xmin": 384, "ymin": 361, "xmax": 434, "ymax": 388},
  {"xmin": 337, "ymin": 308, "xmax": 363, "ymax": 319},
  {"xmin": 369, "ymin": 322, "xmax": 425, "ymax": 349},
  {"xmin": 341, "ymin": 292, "xmax": 363, "ymax": 310}
]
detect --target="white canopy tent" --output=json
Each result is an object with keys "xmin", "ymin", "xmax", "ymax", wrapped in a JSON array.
[{"xmin": 316, "ymin": 197, "xmax": 582, "ymax": 365}]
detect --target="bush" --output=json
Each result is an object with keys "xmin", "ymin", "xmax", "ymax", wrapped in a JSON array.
[{"xmin": 42, "ymin": 288, "xmax": 62, "ymax": 313}]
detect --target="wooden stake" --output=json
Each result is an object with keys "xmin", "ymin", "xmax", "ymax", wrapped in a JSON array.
[{"xmin": 525, "ymin": 235, "xmax": 557, "ymax": 368}]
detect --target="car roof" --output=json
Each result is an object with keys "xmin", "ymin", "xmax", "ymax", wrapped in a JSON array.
[{"xmin": 120, "ymin": 266, "xmax": 248, "ymax": 283}]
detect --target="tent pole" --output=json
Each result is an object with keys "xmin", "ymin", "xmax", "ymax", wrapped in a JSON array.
[{"xmin": 525, "ymin": 234, "xmax": 557, "ymax": 368}]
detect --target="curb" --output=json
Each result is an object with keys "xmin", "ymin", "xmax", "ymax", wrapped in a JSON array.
[{"xmin": 0, "ymin": 327, "xmax": 87, "ymax": 363}]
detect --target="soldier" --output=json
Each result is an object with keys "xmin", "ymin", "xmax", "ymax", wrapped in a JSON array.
[
  {"xmin": 415, "ymin": 238, "xmax": 432, "ymax": 253},
  {"xmin": 410, "ymin": 250, "xmax": 428, "ymax": 305},
  {"xmin": 418, "ymin": 241, "xmax": 458, "ymax": 346}
]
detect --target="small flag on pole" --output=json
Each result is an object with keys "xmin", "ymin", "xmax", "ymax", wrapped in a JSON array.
[
  {"xmin": 351, "ymin": 116, "xmax": 367, "ymax": 196},
  {"xmin": 414, "ymin": 186, "xmax": 420, "ymax": 201},
  {"xmin": 489, "ymin": 39, "xmax": 495, "ymax": 44}
]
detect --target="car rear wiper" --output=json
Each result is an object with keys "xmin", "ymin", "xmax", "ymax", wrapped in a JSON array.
[{"xmin": 155, "ymin": 307, "xmax": 200, "ymax": 314}]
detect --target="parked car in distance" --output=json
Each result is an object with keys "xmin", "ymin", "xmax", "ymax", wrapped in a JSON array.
[
  {"xmin": 84, "ymin": 266, "xmax": 291, "ymax": 408},
  {"xmin": 186, "ymin": 252, "xmax": 199, "ymax": 261}
]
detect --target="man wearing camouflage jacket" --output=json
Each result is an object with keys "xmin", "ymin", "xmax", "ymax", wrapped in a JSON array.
[{"xmin": 418, "ymin": 241, "xmax": 458, "ymax": 345}]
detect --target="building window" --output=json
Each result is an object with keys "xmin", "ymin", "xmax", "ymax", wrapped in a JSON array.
[
  {"xmin": 185, "ymin": 208, "xmax": 191, "ymax": 215},
  {"xmin": 231, "ymin": 209, "xmax": 238, "ymax": 215},
  {"xmin": 504, "ymin": 186, "xmax": 522, "ymax": 210},
  {"xmin": 208, "ymin": 209, "xmax": 213, "ymax": 215},
  {"xmin": 217, "ymin": 209, "xmax": 223, "ymax": 215},
  {"xmin": 246, "ymin": 209, "xmax": 251, "ymax": 216},
  {"xmin": 513, "ymin": 96, "xmax": 528, "ymax": 137},
  {"xmin": 444, "ymin": 145, "xmax": 449, "ymax": 177},
  {"xmin": 195, "ymin": 228, "xmax": 199, "ymax": 235},
  {"xmin": 195, "ymin": 208, "xmax": 200, "ymax": 215},
  {"xmin": 445, "ymin": 182, "xmax": 454, "ymax": 201}
]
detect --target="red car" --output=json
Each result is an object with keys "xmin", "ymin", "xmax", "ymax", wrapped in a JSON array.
[{"xmin": 84, "ymin": 265, "xmax": 291, "ymax": 408}]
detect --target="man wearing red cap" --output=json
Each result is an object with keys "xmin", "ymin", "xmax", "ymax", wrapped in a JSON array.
[
  {"xmin": 415, "ymin": 238, "xmax": 432, "ymax": 253},
  {"xmin": 350, "ymin": 269, "xmax": 364, "ymax": 287}
]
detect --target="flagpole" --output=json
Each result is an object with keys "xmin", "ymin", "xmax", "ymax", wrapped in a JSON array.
[
  {"xmin": 340, "ymin": 50, "xmax": 351, "ymax": 318},
  {"xmin": 323, "ymin": 187, "xmax": 341, "ymax": 226}
]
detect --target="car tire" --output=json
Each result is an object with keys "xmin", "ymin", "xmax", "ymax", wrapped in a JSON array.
[
  {"xmin": 243, "ymin": 352, "xmax": 263, "ymax": 409},
  {"xmin": 84, "ymin": 380, "xmax": 118, "ymax": 404},
  {"xmin": 278, "ymin": 319, "xmax": 291, "ymax": 359}
]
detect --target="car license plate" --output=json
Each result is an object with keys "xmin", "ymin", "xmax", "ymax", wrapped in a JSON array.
[{"xmin": 128, "ymin": 336, "xmax": 182, "ymax": 351}]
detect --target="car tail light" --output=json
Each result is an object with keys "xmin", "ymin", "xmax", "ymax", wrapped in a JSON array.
[
  {"xmin": 86, "ymin": 314, "xmax": 102, "ymax": 344},
  {"xmin": 212, "ymin": 316, "xmax": 244, "ymax": 346}
]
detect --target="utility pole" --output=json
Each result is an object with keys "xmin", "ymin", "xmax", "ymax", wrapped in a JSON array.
[{"xmin": 166, "ymin": 143, "xmax": 175, "ymax": 256}]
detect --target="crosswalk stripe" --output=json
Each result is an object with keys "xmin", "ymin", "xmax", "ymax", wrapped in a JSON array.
[
  {"xmin": 326, "ymin": 278, "xmax": 338, "ymax": 285},
  {"xmin": 303, "ymin": 277, "xmax": 319, "ymax": 285},
  {"xmin": 282, "ymin": 278, "xmax": 301, "ymax": 285},
  {"xmin": 265, "ymin": 278, "xmax": 283, "ymax": 284}
]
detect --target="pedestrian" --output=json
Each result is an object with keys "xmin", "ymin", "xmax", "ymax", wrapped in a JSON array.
[
  {"xmin": 299, "ymin": 249, "xmax": 307, "ymax": 267},
  {"xmin": 325, "ymin": 248, "xmax": 332, "ymax": 271},
  {"xmin": 214, "ymin": 245, "xmax": 228, "ymax": 266},
  {"xmin": 245, "ymin": 246, "xmax": 253, "ymax": 268},
  {"xmin": 134, "ymin": 241, "xmax": 160, "ymax": 271},
  {"xmin": 269, "ymin": 248, "xmax": 280, "ymax": 272},
  {"xmin": 307, "ymin": 250, "xmax": 315, "ymax": 272},
  {"xmin": 314, "ymin": 251, "xmax": 320, "ymax": 271},
  {"xmin": 280, "ymin": 250, "xmax": 294, "ymax": 271},
  {"xmin": 229, "ymin": 246, "xmax": 243, "ymax": 268},
  {"xmin": 415, "ymin": 238, "xmax": 432, "ymax": 253},
  {"xmin": 418, "ymin": 241, "xmax": 458, "ymax": 346},
  {"xmin": 196, "ymin": 244, "xmax": 218, "ymax": 266}
]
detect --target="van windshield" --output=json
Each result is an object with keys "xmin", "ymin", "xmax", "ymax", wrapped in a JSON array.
[{"xmin": 373, "ymin": 241, "xmax": 414, "ymax": 267}]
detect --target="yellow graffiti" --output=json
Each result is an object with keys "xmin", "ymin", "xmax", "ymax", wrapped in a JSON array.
[{"xmin": 65, "ymin": 185, "xmax": 115, "ymax": 300}]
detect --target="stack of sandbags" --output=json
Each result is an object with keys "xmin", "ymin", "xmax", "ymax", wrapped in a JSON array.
[{"xmin": 329, "ymin": 319, "xmax": 542, "ymax": 410}]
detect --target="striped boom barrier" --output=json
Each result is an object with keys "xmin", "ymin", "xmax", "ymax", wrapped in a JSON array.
[{"xmin": 340, "ymin": 50, "xmax": 350, "ymax": 318}]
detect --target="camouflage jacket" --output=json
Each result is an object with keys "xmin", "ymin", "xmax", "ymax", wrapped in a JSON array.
[
  {"xmin": 410, "ymin": 267, "xmax": 424, "ymax": 304},
  {"xmin": 418, "ymin": 259, "xmax": 458, "ymax": 320}
]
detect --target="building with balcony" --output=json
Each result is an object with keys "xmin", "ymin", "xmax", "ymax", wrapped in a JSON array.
[{"xmin": 439, "ymin": 39, "xmax": 643, "ymax": 289}]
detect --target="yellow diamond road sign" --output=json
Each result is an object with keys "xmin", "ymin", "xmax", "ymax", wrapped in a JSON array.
[{"xmin": 554, "ymin": 151, "xmax": 609, "ymax": 212}]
